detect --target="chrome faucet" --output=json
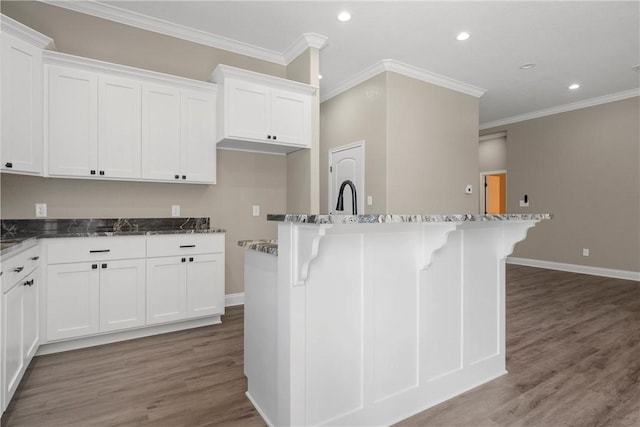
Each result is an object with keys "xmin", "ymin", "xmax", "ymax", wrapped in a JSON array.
[{"xmin": 335, "ymin": 180, "xmax": 357, "ymax": 215}]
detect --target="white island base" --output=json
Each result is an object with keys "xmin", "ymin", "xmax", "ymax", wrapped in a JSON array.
[{"xmin": 243, "ymin": 215, "xmax": 548, "ymax": 426}]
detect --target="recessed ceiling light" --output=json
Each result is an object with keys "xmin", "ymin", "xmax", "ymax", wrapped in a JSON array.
[
  {"xmin": 519, "ymin": 63, "xmax": 536, "ymax": 70},
  {"xmin": 568, "ymin": 83, "xmax": 580, "ymax": 90},
  {"xmin": 337, "ymin": 11, "xmax": 351, "ymax": 22},
  {"xmin": 456, "ymin": 32, "xmax": 470, "ymax": 41}
]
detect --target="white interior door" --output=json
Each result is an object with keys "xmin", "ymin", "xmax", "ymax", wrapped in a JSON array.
[{"xmin": 329, "ymin": 142, "xmax": 365, "ymax": 214}]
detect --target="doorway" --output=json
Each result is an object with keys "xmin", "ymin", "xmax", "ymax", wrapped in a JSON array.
[
  {"xmin": 328, "ymin": 141, "xmax": 364, "ymax": 214},
  {"xmin": 480, "ymin": 171, "xmax": 507, "ymax": 214}
]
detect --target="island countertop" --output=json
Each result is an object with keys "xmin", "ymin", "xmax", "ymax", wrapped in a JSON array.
[{"xmin": 267, "ymin": 213, "xmax": 552, "ymax": 224}]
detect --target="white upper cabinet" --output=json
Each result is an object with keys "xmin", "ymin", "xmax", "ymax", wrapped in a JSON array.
[
  {"xmin": 211, "ymin": 64, "xmax": 315, "ymax": 155},
  {"xmin": 47, "ymin": 66, "xmax": 142, "ymax": 179},
  {"xmin": 141, "ymin": 85, "xmax": 216, "ymax": 184},
  {"xmin": 1, "ymin": 16, "xmax": 54, "ymax": 175},
  {"xmin": 141, "ymin": 83, "xmax": 182, "ymax": 181},
  {"xmin": 44, "ymin": 51, "xmax": 217, "ymax": 184},
  {"xmin": 98, "ymin": 76, "xmax": 142, "ymax": 179},
  {"xmin": 181, "ymin": 90, "xmax": 216, "ymax": 183},
  {"xmin": 47, "ymin": 65, "xmax": 99, "ymax": 177}
]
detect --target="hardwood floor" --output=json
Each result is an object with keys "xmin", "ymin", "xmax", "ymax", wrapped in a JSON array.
[{"xmin": 2, "ymin": 265, "xmax": 638, "ymax": 426}]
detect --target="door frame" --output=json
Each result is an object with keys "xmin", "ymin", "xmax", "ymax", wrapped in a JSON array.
[
  {"xmin": 479, "ymin": 169, "xmax": 507, "ymax": 214},
  {"xmin": 328, "ymin": 141, "xmax": 365, "ymax": 214}
]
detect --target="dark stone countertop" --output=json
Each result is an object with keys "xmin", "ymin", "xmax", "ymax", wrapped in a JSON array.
[
  {"xmin": 237, "ymin": 239, "xmax": 278, "ymax": 256},
  {"xmin": 1, "ymin": 218, "xmax": 225, "ymax": 258}
]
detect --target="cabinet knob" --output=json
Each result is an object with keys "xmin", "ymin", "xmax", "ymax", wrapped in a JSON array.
[
  {"xmin": 182, "ymin": 175, "xmax": 186, "ymax": 180},
  {"xmin": 99, "ymin": 171, "xmax": 105, "ymax": 176},
  {"xmin": 175, "ymin": 175, "xmax": 179, "ymax": 179},
  {"xmin": 23, "ymin": 279, "xmax": 34, "ymax": 287},
  {"xmin": 30, "ymin": 256, "xmax": 40, "ymax": 261},
  {"xmin": 92, "ymin": 264, "xmax": 98, "ymax": 269},
  {"xmin": 181, "ymin": 258, "xmax": 186, "ymax": 263},
  {"xmin": 13, "ymin": 266, "xmax": 24, "ymax": 273},
  {"xmin": 267, "ymin": 135, "xmax": 272, "ymax": 139},
  {"xmin": 273, "ymin": 135, "xmax": 277, "ymax": 140},
  {"xmin": 189, "ymin": 257, "xmax": 194, "ymax": 262},
  {"xmin": 90, "ymin": 170, "xmax": 96, "ymax": 175},
  {"xmin": 101, "ymin": 263, "xmax": 107, "ymax": 269},
  {"xmin": 5, "ymin": 162, "xmax": 12, "ymax": 168}
]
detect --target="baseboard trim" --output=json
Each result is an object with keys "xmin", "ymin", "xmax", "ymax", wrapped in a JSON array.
[
  {"xmin": 507, "ymin": 257, "xmax": 640, "ymax": 281},
  {"xmin": 37, "ymin": 315, "xmax": 222, "ymax": 355},
  {"xmin": 225, "ymin": 292, "xmax": 245, "ymax": 306}
]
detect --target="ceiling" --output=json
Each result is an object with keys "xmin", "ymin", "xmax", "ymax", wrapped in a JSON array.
[{"xmin": 76, "ymin": 1, "xmax": 640, "ymax": 126}]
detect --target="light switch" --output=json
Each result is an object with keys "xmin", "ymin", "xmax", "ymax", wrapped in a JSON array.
[
  {"xmin": 171, "ymin": 205, "xmax": 180, "ymax": 217},
  {"xmin": 582, "ymin": 248, "xmax": 590, "ymax": 257},
  {"xmin": 367, "ymin": 196, "xmax": 373, "ymax": 206},
  {"xmin": 253, "ymin": 205, "xmax": 260, "ymax": 217}
]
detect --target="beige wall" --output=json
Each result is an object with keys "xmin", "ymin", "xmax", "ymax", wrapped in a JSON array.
[
  {"xmin": 286, "ymin": 48, "xmax": 321, "ymax": 213},
  {"xmin": 479, "ymin": 134, "xmax": 507, "ymax": 173},
  {"xmin": 320, "ymin": 71, "xmax": 480, "ymax": 214},
  {"xmin": 386, "ymin": 73, "xmax": 479, "ymax": 213},
  {"xmin": 1, "ymin": 1, "xmax": 290, "ymax": 295},
  {"xmin": 320, "ymin": 73, "xmax": 388, "ymax": 214},
  {"xmin": 483, "ymin": 97, "xmax": 640, "ymax": 272}
]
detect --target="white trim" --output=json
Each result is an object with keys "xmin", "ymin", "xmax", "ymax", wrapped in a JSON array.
[
  {"xmin": 36, "ymin": 315, "xmax": 222, "ymax": 355},
  {"xmin": 217, "ymin": 146, "xmax": 286, "ymax": 156},
  {"xmin": 321, "ymin": 59, "xmax": 487, "ymax": 103},
  {"xmin": 1, "ymin": 13, "xmax": 56, "ymax": 49},
  {"xmin": 210, "ymin": 64, "xmax": 316, "ymax": 93},
  {"xmin": 225, "ymin": 292, "xmax": 245, "ymax": 307},
  {"xmin": 480, "ymin": 89, "xmax": 640, "ymax": 130},
  {"xmin": 479, "ymin": 131, "xmax": 507, "ymax": 141},
  {"xmin": 42, "ymin": 1, "xmax": 328, "ymax": 66},
  {"xmin": 283, "ymin": 33, "xmax": 328, "ymax": 64},
  {"xmin": 43, "ymin": 50, "xmax": 217, "ymax": 91},
  {"xmin": 507, "ymin": 257, "xmax": 640, "ymax": 282}
]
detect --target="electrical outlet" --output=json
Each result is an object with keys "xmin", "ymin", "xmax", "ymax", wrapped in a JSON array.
[
  {"xmin": 252, "ymin": 205, "xmax": 260, "ymax": 217},
  {"xmin": 367, "ymin": 195, "xmax": 373, "ymax": 206},
  {"xmin": 519, "ymin": 200, "xmax": 530, "ymax": 207},
  {"xmin": 465, "ymin": 184, "xmax": 473, "ymax": 194},
  {"xmin": 35, "ymin": 203, "xmax": 47, "ymax": 218},
  {"xmin": 171, "ymin": 205, "xmax": 180, "ymax": 217},
  {"xmin": 582, "ymin": 248, "xmax": 590, "ymax": 257}
]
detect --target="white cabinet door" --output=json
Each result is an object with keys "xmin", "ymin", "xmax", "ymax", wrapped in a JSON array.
[
  {"xmin": 146, "ymin": 257, "xmax": 187, "ymax": 324},
  {"xmin": 98, "ymin": 76, "xmax": 142, "ymax": 179},
  {"xmin": 186, "ymin": 253, "xmax": 224, "ymax": 318},
  {"xmin": 99, "ymin": 259, "xmax": 145, "ymax": 332},
  {"xmin": 227, "ymin": 79, "xmax": 270, "ymax": 141},
  {"xmin": 141, "ymin": 84, "xmax": 182, "ymax": 181},
  {"xmin": 1, "ymin": 33, "xmax": 43, "ymax": 175},
  {"xmin": 181, "ymin": 90, "xmax": 216, "ymax": 183},
  {"xmin": 47, "ymin": 65, "xmax": 98, "ymax": 177},
  {"xmin": 3, "ymin": 282, "xmax": 24, "ymax": 404},
  {"xmin": 47, "ymin": 263, "xmax": 100, "ymax": 341},
  {"xmin": 22, "ymin": 274, "xmax": 39, "ymax": 361},
  {"xmin": 271, "ymin": 89, "xmax": 310, "ymax": 147}
]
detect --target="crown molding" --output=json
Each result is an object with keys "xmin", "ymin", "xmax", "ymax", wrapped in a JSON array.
[
  {"xmin": 320, "ymin": 59, "xmax": 487, "ymax": 103},
  {"xmin": 43, "ymin": 50, "xmax": 217, "ymax": 92},
  {"xmin": 480, "ymin": 88, "xmax": 640, "ymax": 130},
  {"xmin": 42, "ymin": 0, "xmax": 287, "ymax": 65},
  {"xmin": 283, "ymin": 33, "xmax": 328, "ymax": 64},
  {"xmin": 1, "ymin": 13, "xmax": 56, "ymax": 49}
]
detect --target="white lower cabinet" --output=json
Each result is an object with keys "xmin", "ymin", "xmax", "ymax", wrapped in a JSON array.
[
  {"xmin": 43, "ymin": 234, "xmax": 224, "ymax": 343},
  {"xmin": 99, "ymin": 259, "xmax": 146, "ymax": 332},
  {"xmin": 146, "ymin": 256, "xmax": 187, "ymax": 324},
  {"xmin": 1, "ymin": 244, "xmax": 40, "ymax": 415},
  {"xmin": 146, "ymin": 235, "xmax": 225, "ymax": 325},
  {"xmin": 46, "ymin": 262, "xmax": 100, "ymax": 341}
]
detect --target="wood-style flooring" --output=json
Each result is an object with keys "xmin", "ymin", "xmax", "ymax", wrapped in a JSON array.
[{"xmin": 2, "ymin": 265, "xmax": 638, "ymax": 426}]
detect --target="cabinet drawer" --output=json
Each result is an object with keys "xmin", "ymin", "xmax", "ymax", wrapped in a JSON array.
[
  {"xmin": 146, "ymin": 233, "xmax": 224, "ymax": 257},
  {"xmin": 46, "ymin": 236, "xmax": 146, "ymax": 264},
  {"xmin": 2, "ymin": 245, "xmax": 40, "ymax": 293}
]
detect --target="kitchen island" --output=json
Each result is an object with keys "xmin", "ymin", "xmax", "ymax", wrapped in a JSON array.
[{"xmin": 240, "ymin": 214, "xmax": 550, "ymax": 427}]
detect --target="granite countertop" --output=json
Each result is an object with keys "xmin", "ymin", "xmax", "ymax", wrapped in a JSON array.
[
  {"xmin": 1, "ymin": 218, "xmax": 225, "ymax": 258},
  {"xmin": 267, "ymin": 213, "xmax": 552, "ymax": 224},
  {"xmin": 238, "ymin": 239, "xmax": 278, "ymax": 256}
]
